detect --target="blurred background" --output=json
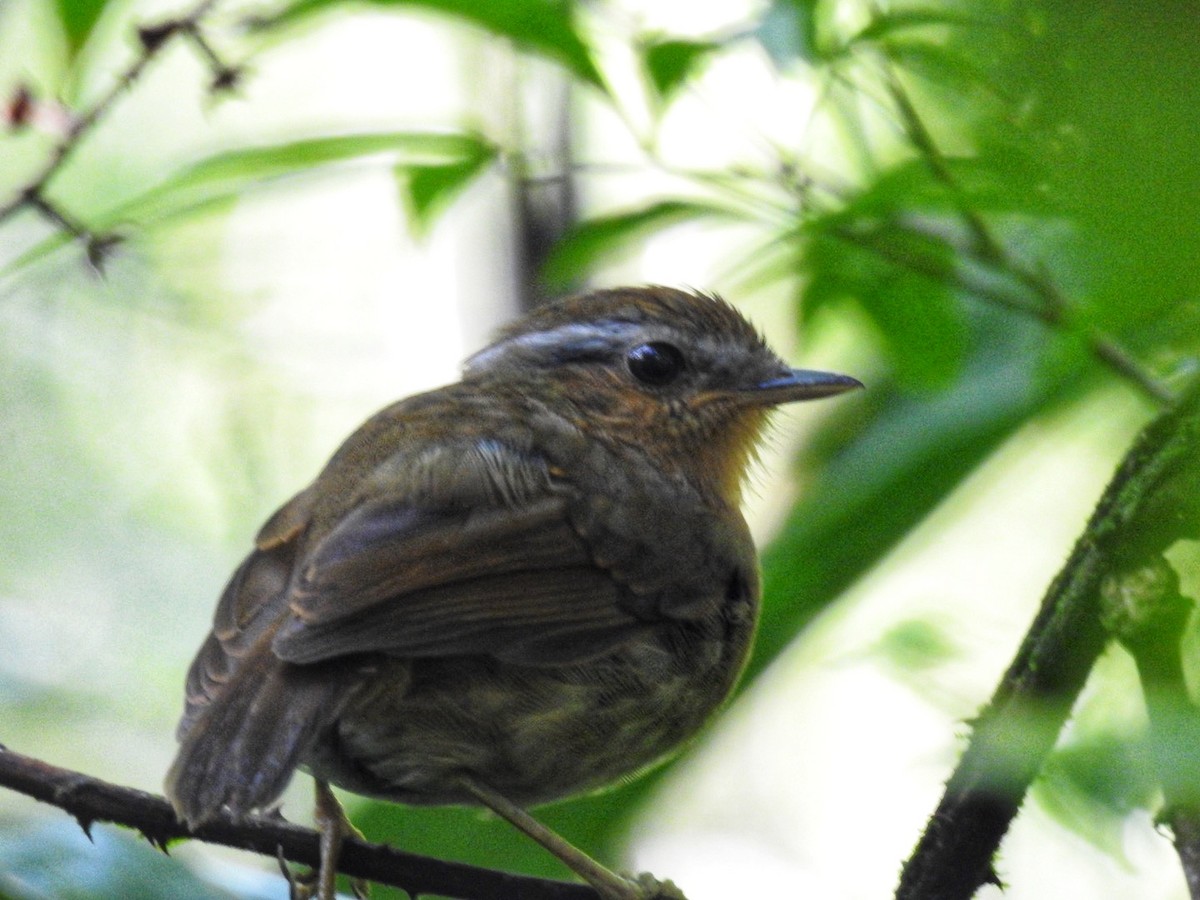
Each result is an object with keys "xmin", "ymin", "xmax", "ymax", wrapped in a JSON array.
[{"xmin": 1, "ymin": 0, "xmax": 1198, "ymax": 898}]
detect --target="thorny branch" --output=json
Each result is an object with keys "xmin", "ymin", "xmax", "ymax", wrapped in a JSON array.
[
  {"xmin": 0, "ymin": 0, "xmax": 236, "ymax": 265},
  {"xmin": 895, "ymin": 376, "xmax": 1200, "ymax": 900},
  {"xmin": 0, "ymin": 744, "xmax": 597, "ymax": 900}
]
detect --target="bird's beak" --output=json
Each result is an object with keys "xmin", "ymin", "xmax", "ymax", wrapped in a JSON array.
[{"xmin": 748, "ymin": 368, "xmax": 863, "ymax": 405}]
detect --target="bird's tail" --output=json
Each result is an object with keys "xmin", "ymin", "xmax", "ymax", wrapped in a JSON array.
[{"xmin": 165, "ymin": 634, "xmax": 362, "ymax": 827}]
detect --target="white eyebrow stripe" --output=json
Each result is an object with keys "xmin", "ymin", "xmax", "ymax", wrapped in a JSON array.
[{"xmin": 463, "ymin": 321, "xmax": 644, "ymax": 374}]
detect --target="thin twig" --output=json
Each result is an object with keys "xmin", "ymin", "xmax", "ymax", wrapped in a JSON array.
[
  {"xmin": 1089, "ymin": 335, "xmax": 1177, "ymax": 406},
  {"xmin": 882, "ymin": 69, "xmax": 1011, "ymax": 275},
  {"xmin": 0, "ymin": 745, "xmax": 597, "ymax": 900},
  {"xmin": 882, "ymin": 65, "xmax": 1069, "ymax": 318},
  {"xmin": 827, "ymin": 220, "xmax": 1049, "ymax": 320},
  {"xmin": 0, "ymin": 0, "xmax": 227, "ymax": 236},
  {"xmin": 179, "ymin": 20, "xmax": 243, "ymax": 91},
  {"xmin": 21, "ymin": 187, "xmax": 90, "ymax": 237}
]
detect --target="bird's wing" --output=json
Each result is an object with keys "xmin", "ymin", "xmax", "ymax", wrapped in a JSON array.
[
  {"xmin": 168, "ymin": 440, "xmax": 647, "ymax": 823},
  {"xmin": 271, "ymin": 493, "xmax": 646, "ymax": 667},
  {"xmin": 269, "ymin": 441, "xmax": 650, "ymax": 668}
]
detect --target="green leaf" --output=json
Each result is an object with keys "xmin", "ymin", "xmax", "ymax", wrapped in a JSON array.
[
  {"xmin": 837, "ymin": 156, "xmax": 1051, "ymax": 218},
  {"xmin": 0, "ymin": 231, "xmax": 78, "ymax": 279},
  {"xmin": 756, "ymin": 0, "xmax": 822, "ymax": 66},
  {"xmin": 882, "ymin": 36, "xmax": 991, "ymax": 96},
  {"xmin": 989, "ymin": 1, "xmax": 1200, "ymax": 337},
  {"xmin": 399, "ymin": 142, "xmax": 497, "ymax": 234},
  {"xmin": 641, "ymin": 39, "xmax": 718, "ymax": 105},
  {"xmin": 872, "ymin": 618, "xmax": 959, "ymax": 674},
  {"xmin": 1034, "ymin": 732, "xmax": 1157, "ymax": 861},
  {"xmin": 865, "ymin": 268, "xmax": 967, "ymax": 390},
  {"xmin": 2, "ymin": 132, "xmax": 499, "ymax": 273},
  {"xmin": 539, "ymin": 199, "xmax": 740, "ymax": 289},
  {"xmin": 723, "ymin": 229, "xmax": 807, "ymax": 298},
  {"xmin": 271, "ymin": 0, "xmax": 606, "ymax": 92},
  {"xmin": 805, "ymin": 221, "xmax": 967, "ymax": 390},
  {"xmin": 103, "ymin": 131, "xmax": 494, "ymax": 228},
  {"xmin": 54, "ymin": 0, "xmax": 109, "ymax": 61},
  {"xmin": 158, "ymin": 132, "xmax": 487, "ymax": 186},
  {"xmin": 850, "ymin": 8, "xmax": 983, "ymax": 45}
]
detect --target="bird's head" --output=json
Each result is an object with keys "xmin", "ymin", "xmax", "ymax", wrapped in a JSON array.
[{"xmin": 464, "ymin": 286, "xmax": 861, "ymax": 503}]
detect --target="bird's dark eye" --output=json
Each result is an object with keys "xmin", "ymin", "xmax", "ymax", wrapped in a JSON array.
[{"xmin": 626, "ymin": 342, "xmax": 685, "ymax": 386}]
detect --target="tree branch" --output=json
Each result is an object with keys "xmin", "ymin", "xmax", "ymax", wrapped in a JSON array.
[
  {"xmin": 0, "ymin": 744, "xmax": 598, "ymax": 900},
  {"xmin": 1170, "ymin": 809, "xmax": 1200, "ymax": 900},
  {"xmin": 0, "ymin": 0, "xmax": 238, "ymax": 261},
  {"xmin": 895, "ymin": 375, "xmax": 1200, "ymax": 900}
]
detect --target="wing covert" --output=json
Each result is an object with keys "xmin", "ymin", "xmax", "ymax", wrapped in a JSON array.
[{"xmin": 272, "ymin": 454, "xmax": 649, "ymax": 667}]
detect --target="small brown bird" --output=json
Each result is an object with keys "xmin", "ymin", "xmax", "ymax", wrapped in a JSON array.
[{"xmin": 165, "ymin": 286, "xmax": 860, "ymax": 899}]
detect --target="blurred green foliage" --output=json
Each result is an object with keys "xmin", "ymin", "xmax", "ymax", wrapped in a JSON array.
[
  {"xmin": 273, "ymin": 0, "xmax": 607, "ymax": 91},
  {"xmin": 0, "ymin": 818, "xmax": 247, "ymax": 899},
  {"xmin": 54, "ymin": 0, "xmax": 107, "ymax": 60},
  {"xmin": 1, "ymin": 0, "xmax": 1198, "ymax": 897}
]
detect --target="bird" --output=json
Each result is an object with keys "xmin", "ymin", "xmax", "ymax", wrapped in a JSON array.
[{"xmin": 165, "ymin": 285, "xmax": 861, "ymax": 900}]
